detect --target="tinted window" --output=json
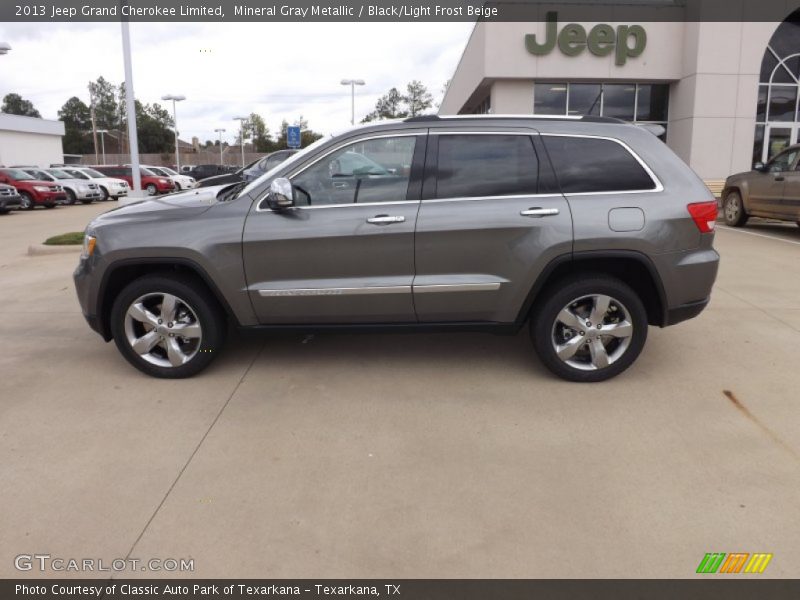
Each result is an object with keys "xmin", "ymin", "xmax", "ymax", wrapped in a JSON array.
[
  {"xmin": 291, "ymin": 136, "xmax": 416, "ymax": 206},
  {"xmin": 543, "ymin": 136, "xmax": 656, "ymax": 193},
  {"xmin": 435, "ymin": 135, "xmax": 540, "ymax": 199}
]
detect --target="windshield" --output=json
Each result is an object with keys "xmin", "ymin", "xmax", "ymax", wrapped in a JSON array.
[
  {"xmin": 1, "ymin": 169, "xmax": 35, "ymax": 180},
  {"xmin": 160, "ymin": 167, "xmax": 178, "ymax": 176},
  {"xmin": 148, "ymin": 167, "xmax": 167, "ymax": 176},
  {"xmin": 240, "ymin": 135, "xmax": 332, "ymax": 197},
  {"xmin": 47, "ymin": 169, "xmax": 72, "ymax": 179},
  {"xmin": 25, "ymin": 169, "xmax": 53, "ymax": 180},
  {"xmin": 83, "ymin": 169, "xmax": 105, "ymax": 178},
  {"xmin": 65, "ymin": 169, "xmax": 89, "ymax": 179}
]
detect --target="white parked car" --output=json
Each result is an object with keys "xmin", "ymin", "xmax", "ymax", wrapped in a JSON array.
[
  {"xmin": 22, "ymin": 168, "xmax": 102, "ymax": 205},
  {"xmin": 61, "ymin": 167, "xmax": 129, "ymax": 201},
  {"xmin": 144, "ymin": 165, "xmax": 198, "ymax": 191}
]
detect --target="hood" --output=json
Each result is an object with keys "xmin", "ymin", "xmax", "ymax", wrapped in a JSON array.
[{"xmin": 91, "ymin": 185, "xmax": 230, "ymax": 224}]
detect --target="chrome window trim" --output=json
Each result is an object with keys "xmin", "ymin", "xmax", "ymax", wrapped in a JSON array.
[
  {"xmin": 256, "ymin": 199, "xmax": 420, "ymax": 212},
  {"xmin": 424, "ymin": 193, "xmax": 563, "ymax": 204},
  {"xmin": 431, "ymin": 131, "xmax": 536, "ymax": 135},
  {"xmin": 255, "ymin": 132, "xmax": 421, "ymax": 212},
  {"xmin": 540, "ymin": 133, "xmax": 664, "ymax": 194},
  {"xmin": 258, "ymin": 285, "xmax": 411, "ymax": 297}
]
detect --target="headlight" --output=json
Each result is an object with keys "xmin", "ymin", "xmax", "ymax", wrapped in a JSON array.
[
  {"xmin": 33, "ymin": 185, "xmax": 51, "ymax": 192},
  {"xmin": 81, "ymin": 234, "xmax": 96, "ymax": 259},
  {"xmin": 160, "ymin": 179, "xmax": 169, "ymax": 184}
]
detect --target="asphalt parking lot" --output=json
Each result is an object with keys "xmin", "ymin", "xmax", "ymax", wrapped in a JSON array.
[{"xmin": 1, "ymin": 202, "xmax": 799, "ymax": 579}]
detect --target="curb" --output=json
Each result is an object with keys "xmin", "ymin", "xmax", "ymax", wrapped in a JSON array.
[{"xmin": 28, "ymin": 244, "xmax": 81, "ymax": 256}]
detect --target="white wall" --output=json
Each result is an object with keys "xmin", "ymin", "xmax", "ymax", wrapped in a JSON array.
[{"xmin": 0, "ymin": 130, "xmax": 64, "ymax": 167}]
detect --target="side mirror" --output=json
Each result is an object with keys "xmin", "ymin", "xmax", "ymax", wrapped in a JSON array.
[
  {"xmin": 266, "ymin": 177, "xmax": 294, "ymax": 210},
  {"xmin": 754, "ymin": 162, "xmax": 766, "ymax": 172}
]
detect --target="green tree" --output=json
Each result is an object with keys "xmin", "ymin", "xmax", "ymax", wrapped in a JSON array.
[
  {"xmin": 403, "ymin": 80, "xmax": 433, "ymax": 117},
  {"xmin": 246, "ymin": 113, "xmax": 275, "ymax": 153},
  {"xmin": 362, "ymin": 87, "xmax": 407, "ymax": 123},
  {"xmin": 1, "ymin": 93, "xmax": 41, "ymax": 117},
  {"xmin": 87, "ymin": 76, "xmax": 121, "ymax": 130},
  {"xmin": 134, "ymin": 100, "xmax": 175, "ymax": 153},
  {"xmin": 58, "ymin": 96, "xmax": 93, "ymax": 154}
]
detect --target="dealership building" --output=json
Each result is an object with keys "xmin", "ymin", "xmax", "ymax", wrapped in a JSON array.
[
  {"xmin": 0, "ymin": 113, "xmax": 65, "ymax": 167},
  {"xmin": 440, "ymin": 7, "xmax": 800, "ymax": 189}
]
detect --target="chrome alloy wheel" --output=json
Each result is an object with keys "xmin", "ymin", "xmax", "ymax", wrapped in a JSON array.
[
  {"xmin": 724, "ymin": 194, "xmax": 740, "ymax": 223},
  {"xmin": 551, "ymin": 294, "xmax": 634, "ymax": 371},
  {"xmin": 124, "ymin": 292, "xmax": 202, "ymax": 367}
]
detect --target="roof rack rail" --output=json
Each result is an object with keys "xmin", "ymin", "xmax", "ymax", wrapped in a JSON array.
[
  {"xmin": 404, "ymin": 115, "xmax": 441, "ymax": 122},
  {"xmin": 405, "ymin": 114, "xmax": 629, "ymax": 124}
]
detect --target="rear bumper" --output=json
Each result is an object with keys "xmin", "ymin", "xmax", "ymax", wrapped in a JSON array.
[{"xmin": 664, "ymin": 298, "xmax": 710, "ymax": 326}]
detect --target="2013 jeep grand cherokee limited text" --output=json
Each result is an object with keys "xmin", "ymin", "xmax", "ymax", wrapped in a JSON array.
[{"xmin": 74, "ymin": 116, "xmax": 719, "ymax": 382}]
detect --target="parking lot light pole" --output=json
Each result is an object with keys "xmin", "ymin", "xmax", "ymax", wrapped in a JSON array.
[
  {"xmin": 120, "ymin": 17, "xmax": 142, "ymax": 197},
  {"xmin": 97, "ymin": 129, "xmax": 108, "ymax": 165},
  {"xmin": 214, "ymin": 128, "xmax": 226, "ymax": 165},
  {"xmin": 233, "ymin": 116, "xmax": 248, "ymax": 168},
  {"xmin": 161, "ymin": 94, "xmax": 186, "ymax": 171},
  {"xmin": 340, "ymin": 79, "xmax": 365, "ymax": 125}
]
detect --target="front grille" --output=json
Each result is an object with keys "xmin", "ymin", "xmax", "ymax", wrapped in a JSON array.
[{"xmin": 0, "ymin": 187, "xmax": 15, "ymax": 196}]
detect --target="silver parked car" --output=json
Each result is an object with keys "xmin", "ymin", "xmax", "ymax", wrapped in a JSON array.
[
  {"xmin": 22, "ymin": 168, "xmax": 101, "ymax": 205},
  {"xmin": 62, "ymin": 167, "xmax": 129, "ymax": 201},
  {"xmin": 74, "ymin": 115, "xmax": 719, "ymax": 382},
  {"xmin": 722, "ymin": 144, "xmax": 800, "ymax": 228}
]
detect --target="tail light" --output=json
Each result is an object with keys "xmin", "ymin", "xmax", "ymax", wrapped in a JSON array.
[{"xmin": 687, "ymin": 201, "xmax": 718, "ymax": 233}]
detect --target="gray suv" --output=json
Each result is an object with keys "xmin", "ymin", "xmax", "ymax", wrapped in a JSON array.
[{"xmin": 74, "ymin": 116, "xmax": 719, "ymax": 382}]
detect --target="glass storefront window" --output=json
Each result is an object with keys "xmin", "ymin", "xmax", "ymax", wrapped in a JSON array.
[
  {"xmin": 568, "ymin": 84, "xmax": 602, "ymax": 116},
  {"xmin": 756, "ymin": 86, "xmax": 768, "ymax": 122},
  {"xmin": 637, "ymin": 84, "xmax": 669, "ymax": 121},
  {"xmin": 534, "ymin": 83, "xmax": 567, "ymax": 115},
  {"xmin": 602, "ymin": 84, "xmax": 637, "ymax": 120},
  {"xmin": 753, "ymin": 125, "xmax": 765, "ymax": 167},
  {"xmin": 768, "ymin": 85, "xmax": 798, "ymax": 121}
]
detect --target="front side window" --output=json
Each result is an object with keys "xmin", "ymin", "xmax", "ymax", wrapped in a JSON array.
[
  {"xmin": 26, "ymin": 169, "xmax": 52, "ymax": 180},
  {"xmin": 291, "ymin": 136, "xmax": 416, "ymax": 206},
  {"xmin": 435, "ymin": 134, "xmax": 541, "ymax": 199},
  {"xmin": 769, "ymin": 148, "xmax": 799, "ymax": 172},
  {"xmin": 543, "ymin": 135, "xmax": 657, "ymax": 194}
]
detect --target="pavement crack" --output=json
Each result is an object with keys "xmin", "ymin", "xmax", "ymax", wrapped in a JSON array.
[{"xmin": 121, "ymin": 341, "xmax": 266, "ymax": 563}]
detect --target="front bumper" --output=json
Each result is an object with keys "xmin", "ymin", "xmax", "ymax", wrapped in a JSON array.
[
  {"xmin": 0, "ymin": 195, "xmax": 22, "ymax": 210},
  {"xmin": 74, "ymin": 257, "xmax": 110, "ymax": 340}
]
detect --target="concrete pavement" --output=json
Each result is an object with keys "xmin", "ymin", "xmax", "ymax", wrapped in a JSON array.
[{"xmin": 0, "ymin": 203, "xmax": 798, "ymax": 578}]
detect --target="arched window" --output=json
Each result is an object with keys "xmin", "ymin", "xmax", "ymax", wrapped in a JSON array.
[{"xmin": 755, "ymin": 10, "xmax": 800, "ymax": 165}]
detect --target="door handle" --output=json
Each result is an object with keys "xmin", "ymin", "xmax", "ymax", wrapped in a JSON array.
[
  {"xmin": 520, "ymin": 207, "xmax": 560, "ymax": 217},
  {"xmin": 366, "ymin": 215, "xmax": 405, "ymax": 225}
]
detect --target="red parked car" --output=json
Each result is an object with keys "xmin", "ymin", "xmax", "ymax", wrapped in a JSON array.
[
  {"xmin": 0, "ymin": 168, "xmax": 67, "ymax": 209},
  {"xmin": 93, "ymin": 165, "xmax": 175, "ymax": 196}
]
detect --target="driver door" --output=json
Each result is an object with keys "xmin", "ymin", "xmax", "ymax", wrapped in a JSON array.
[{"xmin": 242, "ymin": 131, "xmax": 425, "ymax": 324}]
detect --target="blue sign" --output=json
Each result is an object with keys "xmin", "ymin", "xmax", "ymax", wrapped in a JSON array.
[{"xmin": 287, "ymin": 126, "xmax": 301, "ymax": 148}]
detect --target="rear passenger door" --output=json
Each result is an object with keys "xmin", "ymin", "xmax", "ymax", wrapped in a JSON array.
[{"xmin": 413, "ymin": 130, "xmax": 573, "ymax": 323}]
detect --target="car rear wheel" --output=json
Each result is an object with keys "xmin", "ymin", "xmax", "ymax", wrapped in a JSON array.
[
  {"xmin": 530, "ymin": 275, "xmax": 648, "ymax": 382},
  {"xmin": 18, "ymin": 192, "xmax": 33, "ymax": 210},
  {"xmin": 146, "ymin": 183, "xmax": 157, "ymax": 196},
  {"xmin": 723, "ymin": 191, "xmax": 748, "ymax": 227},
  {"xmin": 110, "ymin": 275, "xmax": 226, "ymax": 378},
  {"xmin": 99, "ymin": 186, "xmax": 109, "ymax": 201}
]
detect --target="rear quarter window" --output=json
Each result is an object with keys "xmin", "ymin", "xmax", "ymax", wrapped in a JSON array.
[{"xmin": 542, "ymin": 135, "xmax": 657, "ymax": 194}]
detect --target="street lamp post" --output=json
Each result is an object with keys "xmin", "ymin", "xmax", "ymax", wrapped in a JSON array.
[
  {"xmin": 161, "ymin": 94, "xmax": 186, "ymax": 171},
  {"xmin": 233, "ymin": 116, "xmax": 248, "ymax": 168},
  {"xmin": 0, "ymin": 42, "xmax": 11, "ymax": 55},
  {"xmin": 97, "ymin": 129, "xmax": 108, "ymax": 165},
  {"xmin": 120, "ymin": 18, "xmax": 142, "ymax": 197},
  {"xmin": 214, "ymin": 128, "xmax": 226, "ymax": 165},
  {"xmin": 340, "ymin": 79, "xmax": 365, "ymax": 125}
]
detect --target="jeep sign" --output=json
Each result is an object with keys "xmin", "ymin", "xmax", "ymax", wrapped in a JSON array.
[{"xmin": 525, "ymin": 12, "xmax": 647, "ymax": 66}]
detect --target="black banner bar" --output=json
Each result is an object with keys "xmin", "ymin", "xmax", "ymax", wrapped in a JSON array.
[
  {"xmin": 3, "ymin": 579, "xmax": 800, "ymax": 600},
  {"xmin": 0, "ymin": 0, "xmax": 798, "ymax": 22}
]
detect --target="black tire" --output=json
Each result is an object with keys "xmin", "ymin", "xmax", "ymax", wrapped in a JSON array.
[
  {"xmin": 110, "ymin": 274, "xmax": 226, "ymax": 378},
  {"xmin": 723, "ymin": 191, "xmax": 748, "ymax": 227},
  {"xmin": 64, "ymin": 189, "xmax": 77, "ymax": 205},
  {"xmin": 19, "ymin": 192, "xmax": 34, "ymax": 210},
  {"xmin": 45, "ymin": 203, "xmax": 56, "ymax": 208},
  {"xmin": 530, "ymin": 274, "xmax": 648, "ymax": 383},
  {"xmin": 146, "ymin": 183, "xmax": 157, "ymax": 196},
  {"xmin": 0, "ymin": 209, "xmax": 9, "ymax": 215},
  {"xmin": 99, "ymin": 186, "xmax": 109, "ymax": 201}
]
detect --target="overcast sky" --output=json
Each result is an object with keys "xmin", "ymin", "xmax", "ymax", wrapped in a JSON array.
[{"xmin": 0, "ymin": 21, "xmax": 473, "ymax": 144}]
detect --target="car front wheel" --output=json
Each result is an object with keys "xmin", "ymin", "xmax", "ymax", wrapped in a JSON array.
[
  {"xmin": 110, "ymin": 275, "xmax": 226, "ymax": 378},
  {"xmin": 19, "ymin": 192, "xmax": 33, "ymax": 210},
  {"xmin": 146, "ymin": 183, "xmax": 157, "ymax": 196},
  {"xmin": 723, "ymin": 191, "xmax": 748, "ymax": 227},
  {"xmin": 531, "ymin": 275, "xmax": 648, "ymax": 382}
]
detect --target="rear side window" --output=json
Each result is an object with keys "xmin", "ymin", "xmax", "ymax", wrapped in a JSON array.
[
  {"xmin": 543, "ymin": 135, "xmax": 657, "ymax": 193},
  {"xmin": 435, "ymin": 134, "xmax": 541, "ymax": 199}
]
